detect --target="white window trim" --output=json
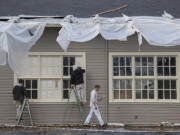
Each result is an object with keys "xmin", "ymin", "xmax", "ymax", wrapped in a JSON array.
[
  {"xmin": 109, "ymin": 52, "xmax": 180, "ymax": 103},
  {"xmin": 14, "ymin": 52, "xmax": 86, "ymax": 103}
]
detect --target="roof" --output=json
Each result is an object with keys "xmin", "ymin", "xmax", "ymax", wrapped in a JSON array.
[{"xmin": 0, "ymin": 0, "xmax": 180, "ymax": 18}]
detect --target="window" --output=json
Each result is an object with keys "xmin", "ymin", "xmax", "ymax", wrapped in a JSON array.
[
  {"xmin": 19, "ymin": 79, "xmax": 38, "ymax": 99},
  {"xmin": 158, "ymin": 80, "xmax": 177, "ymax": 99},
  {"xmin": 135, "ymin": 79, "xmax": 154, "ymax": 99},
  {"xmin": 14, "ymin": 52, "xmax": 86, "ymax": 102},
  {"xmin": 113, "ymin": 79, "xmax": 132, "ymax": 99},
  {"xmin": 113, "ymin": 56, "xmax": 132, "ymax": 76},
  {"xmin": 157, "ymin": 56, "xmax": 176, "ymax": 76},
  {"xmin": 109, "ymin": 53, "xmax": 178, "ymax": 102},
  {"xmin": 63, "ymin": 57, "xmax": 75, "ymax": 76},
  {"xmin": 135, "ymin": 57, "xmax": 154, "ymax": 76}
]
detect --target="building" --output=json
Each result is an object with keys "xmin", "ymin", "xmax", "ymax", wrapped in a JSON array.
[{"xmin": 0, "ymin": 0, "xmax": 180, "ymax": 126}]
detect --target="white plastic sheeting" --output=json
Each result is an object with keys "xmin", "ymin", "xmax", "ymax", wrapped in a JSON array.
[
  {"xmin": 57, "ymin": 14, "xmax": 180, "ymax": 51},
  {"xmin": 1, "ymin": 12, "xmax": 180, "ymax": 75},
  {"xmin": 57, "ymin": 15, "xmax": 136, "ymax": 51},
  {"xmin": 0, "ymin": 21, "xmax": 45, "ymax": 75}
]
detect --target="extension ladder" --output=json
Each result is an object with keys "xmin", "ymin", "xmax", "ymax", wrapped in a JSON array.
[
  {"xmin": 63, "ymin": 87, "xmax": 85, "ymax": 125},
  {"xmin": 16, "ymin": 98, "xmax": 33, "ymax": 126}
]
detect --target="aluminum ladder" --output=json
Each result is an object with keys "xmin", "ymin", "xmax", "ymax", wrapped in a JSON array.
[{"xmin": 16, "ymin": 98, "xmax": 33, "ymax": 126}]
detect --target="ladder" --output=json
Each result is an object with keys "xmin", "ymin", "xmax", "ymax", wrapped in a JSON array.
[
  {"xmin": 63, "ymin": 87, "xmax": 85, "ymax": 125},
  {"xmin": 16, "ymin": 98, "xmax": 33, "ymax": 126}
]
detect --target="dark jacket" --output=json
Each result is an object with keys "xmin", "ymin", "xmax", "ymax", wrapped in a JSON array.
[
  {"xmin": 71, "ymin": 68, "xmax": 85, "ymax": 85},
  {"xmin": 12, "ymin": 85, "xmax": 27, "ymax": 104}
]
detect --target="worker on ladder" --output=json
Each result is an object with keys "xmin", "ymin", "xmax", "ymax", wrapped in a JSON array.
[
  {"xmin": 71, "ymin": 65, "xmax": 85, "ymax": 105},
  {"xmin": 12, "ymin": 79, "xmax": 27, "ymax": 117}
]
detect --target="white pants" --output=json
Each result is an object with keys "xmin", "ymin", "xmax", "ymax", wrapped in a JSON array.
[
  {"xmin": 14, "ymin": 100, "xmax": 22, "ymax": 117},
  {"xmin": 84, "ymin": 106, "xmax": 104, "ymax": 126},
  {"xmin": 76, "ymin": 84, "xmax": 84, "ymax": 102}
]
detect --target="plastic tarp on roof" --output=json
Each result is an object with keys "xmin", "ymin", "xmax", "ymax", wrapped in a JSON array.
[
  {"xmin": 0, "ymin": 12, "xmax": 180, "ymax": 75},
  {"xmin": 0, "ymin": 21, "xmax": 45, "ymax": 75},
  {"xmin": 57, "ymin": 14, "xmax": 180, "ymax": 51}
]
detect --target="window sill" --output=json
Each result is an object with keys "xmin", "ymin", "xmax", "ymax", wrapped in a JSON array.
[
  {"xmin": 109, "ymin": 100, "xmax": 180, "ymax": 104},
  {"xmin": 28, "ymin": 100, "xmax": 87, "ymax": 104}
]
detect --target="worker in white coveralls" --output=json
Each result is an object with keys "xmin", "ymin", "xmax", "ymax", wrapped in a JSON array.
[
  {"xmin": 84, "ymin": 85, "xmax": 104, "ymax": 126},
  {"xmin": 71, "ymin": 65, "xmax": 85, "ymax": 104}
]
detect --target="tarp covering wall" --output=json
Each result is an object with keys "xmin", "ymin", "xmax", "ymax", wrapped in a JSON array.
[{"xmin": 0, "ymin": 12, "xmax": 180, "ymax": 75}]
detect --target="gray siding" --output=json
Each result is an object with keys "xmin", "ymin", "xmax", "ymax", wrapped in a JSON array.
[{"xmin": 1, "ymin": 27, "xmax": 180, "ymax": 125}]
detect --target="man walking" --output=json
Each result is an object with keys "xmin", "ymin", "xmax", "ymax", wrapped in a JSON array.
[
  {"xmin": 12, "ymin": 79, "xmax": 27, "ymax": 116},
  {"xmin": 71, "ymin": 65, "xmax": 85, "ymax": 103},
  {"xmin": 84, "ymin": 85, "xmax": 104, "ymax": 126}
]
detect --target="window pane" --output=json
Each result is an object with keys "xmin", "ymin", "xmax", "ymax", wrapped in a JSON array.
[
  {"xmin": 164, "ymin": 67, "xmax": 169, "ymax": 76},
  {"xmin": 63, "ymin": 80, "xmax": 69, "ymax": 89},
  {"xmin": 120, "ymin": 67, "xmax": 125, "ymax": 76},
  {"xmin": 120, "ymin": 90, "xmax": 125, "ymax": 99},
  {"xmin": 113, "ymin": 80, "xmax": 119, "ymax": 89},
  {"xmin": 135, "ymin": 67, "xmax": 141, "ymax": 76},
  {"xmin": 158, "ymin": 90, "xmax": 163, "ymax": 99},
  {"xmin": 170, "ymin": 67, "xmax": 176, "ymax": 76},
  {"xmin": 171, "ymin": 90, "xmax": 177, "ymax": 99},
  {"xmin": 120, "ymin": 80, "xmax": 125, "ymax": 89},
  {"xmin": 157, "ymin": 57, "xmax": 163, "ymax": 66},
  {"xmin": 114, "ymin": 90, "xmax": 119, "ymax": 99},
  {"xmin": 142, "ymin": 90, "xmax": 147, "ymax": 99},
  {"xmin": 26, "ymin": 80, "xmax": 31, "ymax": 89},
  {"xmin": 157, "ymin": 67, "xmax": 163, "ymax": 76},
  {"xmin": 164, "ymin": 80, "xmax": 170, "ymax": 89},
  {"xmin": 63, "ymin": 57, "xmax": 68, "ymax": 66},
  {"xmin": 149, "ymin": 80, "xmax": 154, "ymax": 89},
  {"xmin": 127, "ymin": 90, "xmax": 132, "ymax": 99},
  {"xmin": 165, "ymin": 90, "xmax": 170, "ymax": 99},
  {"xmin": 171, "ymin": 80, "xmax": 176, "ymax": 89},
  {"xmin": 32, "ymin": 90, "xmax": 37, "ymax": 99},
  {"xmin": 126, "ymin": 67, "xmax": 132, "ymax": 76},
  {"xmin": 135, "ymin": 80, "xmax": 141, "ymax": 89},
  {"xmin": 149, "ymin": 90, "xmax": 154, "ymax": 99},
  {"xmin": 142, "ymin": 57, "xmax": 147, "ymax": 66},
  {"xmin": 113, "ymin": 67, "xmax": 119, "ymax": 76},
  {"xmin": 164, "ymin": 57, "xmax": 169, "ymax": 66},
  {"xmin": 27, "ymin": 90, "xmax": 31, "ymax": 99},
  {"xmin": 170, "ymin": 57, "xmax": 176, "ymax": 66},
  {"xmin": 63, "ymin": 90, "xmax": 69, "ymax": 99},
  {"xmin": 70, "ymin": 57, "xmax": 75, "ymax": 66},
  {"xmin": 63, "ymin": 67, "xmax": 69, "ymax": 76},
  {"xmin": 135, "ymin": 57, "xmax": 140, "ymax": 66},
  {"xmin": 113, "ymin": 57, "xmax": 119, "ymax": 66},
  {"xmin": 136, "ymin": 90, "xmax": 141, "ymax": 99},
  {"xmin": 126, "ymin": 80, "xmax": 132, "ymax": 89},
  {"xmin": 142, "ymin": 80, "xmax": 147, "ymax": 89},
  {"xmin": 158, "ymin": 80, "xmax": 163, "ymax": 89},
  {"xmin": 70, "ymin": 67, "xmax": 73, "ymax": 75},
  {"xmin": 148, "ymin": 57, "xmax": 153, "ymax": 66},
  {"xmin": 120, "ymin": 57, "xmax": 125, "ymax": 66},
  {"xmin": 32, "ymin": 80, "xmax": 37, "ymax": 89},
  {"xmin": 142, "ymin": 67, "xmax": 147, "ymax": 76},
  {"xmin": 148, "ymin": 67, "xmax": 154, "ymax": 76},
  {"xmin": 126, "ymin": 57, "xmax": 131, "ymax": 66}
]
